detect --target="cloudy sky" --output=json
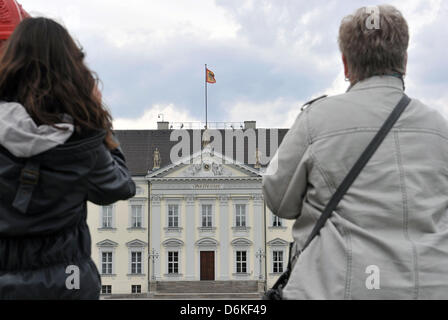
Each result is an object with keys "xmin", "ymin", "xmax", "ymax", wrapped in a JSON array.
[{"xmin": 20, "ymin": 0, "xmax": 447, "ymax": 129}]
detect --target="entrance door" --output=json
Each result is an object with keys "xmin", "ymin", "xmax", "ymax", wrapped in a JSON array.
[{"xmin": 200, "ymin": 251, "xmax": 215, "ymax": 281}]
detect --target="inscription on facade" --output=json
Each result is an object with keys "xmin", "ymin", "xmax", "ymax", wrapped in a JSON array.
[{"xmin": 192, "ymin": 184, "xmax": 224, "ymax": 190}]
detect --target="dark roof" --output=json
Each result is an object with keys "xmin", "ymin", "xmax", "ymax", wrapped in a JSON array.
[{"xmin": 115, "ymin": 129, "xmax": 289, "ymax": 176}]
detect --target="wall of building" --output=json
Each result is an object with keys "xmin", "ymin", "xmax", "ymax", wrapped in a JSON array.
[
  {"xmin": 87, "ymin": 178, "xmax": 149, "ymax": 295},
  {"xmin": 154, "ymin": 195, "xmax": 264, "ymax": 282},
  {"xmin": 87, "ymin": 176, "xmax": 293, "ymax": 295},
  {"xmin": 265, "ymin": 206, "xmax": 294, "ymax": 289}
]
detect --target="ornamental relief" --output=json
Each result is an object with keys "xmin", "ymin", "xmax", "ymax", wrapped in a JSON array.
[
  {"xmin": 185, "ymin": 195, "xmax": 196, "ymax": 204},
  {"xmin": 150, "ymin": 195, "xmax": 162, "ymax": 205},
  {"xmin": 250, "ymin": 194, "xmax": 264, "ymax": 203},
  {"xmin": 150, "ymin": 194, "xmax": 263, "ymax": 202},
  {"xmin": 183, "ymin": 162, "xmax": 234, "ymax": 178},
  {"xmin": 218, "ymin": 195, "xmax": 230, "ymax": 205}
]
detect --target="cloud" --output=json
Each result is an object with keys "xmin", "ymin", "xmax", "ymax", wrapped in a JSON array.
[
  {"xmin": 226, "ymin": 97, "xmax": 304, "ymax": 128},
  {"xmin": 113, "ymin": 103, "xmax": 200, "ymax": 130},
  {"xmin": 18, "ymin": 0, "xmax": 448, "ymax": 128},
  {"xmin": 22, "ymin": 0, "xmax": 240, "ymax": 43}
]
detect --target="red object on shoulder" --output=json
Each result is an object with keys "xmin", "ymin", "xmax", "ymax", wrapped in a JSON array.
[{"xmin": 0, "ymin": 0, "xmax": 30, "ymax": 40}]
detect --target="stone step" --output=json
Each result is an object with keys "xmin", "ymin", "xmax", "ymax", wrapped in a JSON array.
[
  {"xmin": 151, "ymin": 293, "xmax": 263, "ymax": 300},
  {"xmin": 101, "ymin": 292, "xmax": 263, "ymax": 300},
  {"xmin": 155, "ymin": 281, "xmax": 260, "ymax": 294}
]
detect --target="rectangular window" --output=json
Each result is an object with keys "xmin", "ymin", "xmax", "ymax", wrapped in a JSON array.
[
  {"xmin": 168, "ymin": 251, "xmax": 179, "ymax": 274},
  {"xmin": 201, "ymin": 205, "xmax": 212, "ymax": 227},
  {"xmin": 102, "ymin": 206, "xmax": 113, "ymax": 228},
  {"xmin": 235, "ymin": 204, "xmax": 247, "ymax": 227},
  {"xmin": 131, "ymin": 251, "xmax": 142, "ymax": 274},
  {"xmin": 131, "ymin": 205, "xmax": 143, "ymax": 228},
  {"xmin": 236, "ymin": 251, "xmax": 247, "ymax": 273},
  {"xmin": 168, "ymin": 204, "xmax": 179, "ymax": 228},
  {"xmin": 101, "ymin": 285, "xmax": 112, "ymax": 294},
  {"xmin": 102, "ymin": 252, "xmax": 113, "ymax": 274},
  {"xmin": 272, "ymin": 215, "xmax": 282, "ymax": 227},
  {"xmin": 131, "ymin": 285, "xmax": 141, "ymax": 294},
  {"xmin": 273, "ymin": 251, "xmax": 284, "ymax": 273}
]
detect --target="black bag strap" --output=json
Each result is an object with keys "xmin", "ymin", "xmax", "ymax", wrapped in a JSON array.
[
  {"xmin": 12, "ymin": 159, "xmax": 40, "ymax": 214},
  {"xmin": 295, "ymin": 94, "xmax": 411, "ymax": 259}
]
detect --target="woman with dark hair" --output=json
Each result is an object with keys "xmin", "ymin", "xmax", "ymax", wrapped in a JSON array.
[{"xmin": 0, "ymin": 17, "xmax": 136, "ymax": 299}]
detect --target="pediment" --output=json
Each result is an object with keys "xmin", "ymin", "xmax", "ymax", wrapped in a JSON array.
[
  {"xmin": 126, "ymin": 239, "xmax": 148, "ymax": 247},
  {"xmin": 267, "ymin": 238, "xmax": 289, "ymax": 247},
  {"xmin": 162, "ymin": 238, "xmax": 184, "ymax": 247},
  {"xmin": 231, "ymin": 238, "xmax": 253, "ymax": 247},
  {"xmin": 196, "ymin": 237, "xmax": 219, "ymax": 247},
  {"xmin": 96, "ymin": 239, "xmax": 119, "ymax": 247},
  {"xmin": 147, "ymin": 148, "xmax": 261, "ymax": 179}
]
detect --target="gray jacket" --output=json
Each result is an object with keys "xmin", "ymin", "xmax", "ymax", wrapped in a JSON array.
[{"xmin": 262, "ymin": 76, "xmax": 448, "ymax": 299}]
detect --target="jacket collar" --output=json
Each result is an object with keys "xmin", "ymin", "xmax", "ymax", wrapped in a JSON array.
[{"xmin": 347, "ymin": 75, "xmax": 405, "ymax": 93}]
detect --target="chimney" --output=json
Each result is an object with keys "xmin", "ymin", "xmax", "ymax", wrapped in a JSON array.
[
  {"xmin": 244, "ymin": 121, "xmax": 257, "ymax": 130},
  {"xmin": 157, "ymin": 121, "xmax": 169, "ymax": 130}
]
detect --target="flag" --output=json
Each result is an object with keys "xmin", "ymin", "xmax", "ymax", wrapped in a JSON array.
[{"xmin": 206, "ymin": 68, "xmax": 216, "ymax": 84}]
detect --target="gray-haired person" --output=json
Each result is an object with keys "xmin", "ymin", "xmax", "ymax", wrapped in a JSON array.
[{"xmin": 263, "ymin": 5, "xmax": 448, "ymax": 299}]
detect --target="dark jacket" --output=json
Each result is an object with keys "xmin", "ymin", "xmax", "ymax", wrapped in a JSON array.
[{"xmin": 0, "ymin": 119, "xmax": 136, "ymax": 299}]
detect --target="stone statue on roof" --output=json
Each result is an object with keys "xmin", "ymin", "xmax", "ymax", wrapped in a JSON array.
[
  {"xmin": 153, "ymin": 148, "xmax": 161, "ymax": 169},
  {"xmin": 255, "ymin": 148, "xmax": 262, "ymax": 169}
]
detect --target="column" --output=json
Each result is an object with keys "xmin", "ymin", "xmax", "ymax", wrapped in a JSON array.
[
  {"xmin": 185, "ymin": 195, "xmax": 196, "ymax": 280},
  {"xmin": 150, "ymin": 194, "xmax": 162, "ymax": 280},
  {"xmin": 252, "ymin": 194, "xmax": 265, "ymax": 280},
  {"xmin": 219, "ymin": 195, "xmax": 230, "ymax": 280}
]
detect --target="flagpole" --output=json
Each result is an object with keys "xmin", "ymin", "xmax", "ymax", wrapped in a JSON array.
[{"xmin": 205, "ymin": 64, "xmax": 208, "ymax": 129}]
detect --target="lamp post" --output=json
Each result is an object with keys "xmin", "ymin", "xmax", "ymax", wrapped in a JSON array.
[
  {"xmin": 256, "ymin": 249, "xmax": 265, "ymax": 280},
  {"xmin": 149, "ymin": 248, "xmax": 159, "ymax": 281}
]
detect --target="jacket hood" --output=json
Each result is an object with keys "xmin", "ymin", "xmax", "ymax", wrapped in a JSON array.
[{"xmin": 0, "ymin": 102, "xmax": 74, "ymax": 158}]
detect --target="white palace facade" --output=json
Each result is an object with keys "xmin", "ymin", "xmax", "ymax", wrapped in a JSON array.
[{"xmin": 87, "ymin": 122, "xmax": 293, "ymax": 297}]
